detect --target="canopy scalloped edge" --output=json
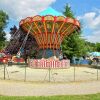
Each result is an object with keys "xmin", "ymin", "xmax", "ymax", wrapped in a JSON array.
[{"xmin": 19, "ymin": 15, "xmax": 80, "ymax": 28}]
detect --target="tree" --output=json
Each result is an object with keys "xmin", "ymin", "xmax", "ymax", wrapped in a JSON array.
[
  {"xmin": 0, "ymin": 10, "xmax": 9, "ymax": 50},
  {"xmin": 61, "ymin": 4, "xmax": 87, "ymax": 59},
  {"xmin": 63, "ymin": 4, "xmax": 74, "ymax": 18},
  {"xmin": 95, "ymin": 43, "xmax": 100, "ymax": 52},
  {"xmin": 85, "ymin": 41, "xmax": 96, "ymax": 52}
]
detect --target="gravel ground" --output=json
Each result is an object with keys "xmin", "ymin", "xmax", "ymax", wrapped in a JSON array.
[
  {"xmin": 0, "ymin": 65, "xmax": 100, "ymax": 82},
  {"xmin": 0, "ymin": 80, "xmax": 100, "ymax": 96},
  {"xmin": 0, "ymin": 65, "xmax": 100, "ymax": 96}
]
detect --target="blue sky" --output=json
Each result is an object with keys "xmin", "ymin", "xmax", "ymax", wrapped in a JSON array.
[
  {"xmin": 52, "ymin": 0, "xmax": 100, "ymax": 42},
  {"xmin": 0, "ymin": 0, "xmax": 100, "ymax": 42},
  {"xmin": 52, "ymin": 0, "xmax": 100, "ymax": 15}
]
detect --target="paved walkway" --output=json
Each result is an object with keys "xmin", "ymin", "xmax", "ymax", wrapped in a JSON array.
[{"xmin": 0, "ymin": 80, "xmax": 100, "ymax": 96}]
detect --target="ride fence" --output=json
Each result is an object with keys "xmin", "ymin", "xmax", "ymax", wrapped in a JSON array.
[{"xmin": 0, "ymin": 60, "xmax": 100, "ymax": 82}]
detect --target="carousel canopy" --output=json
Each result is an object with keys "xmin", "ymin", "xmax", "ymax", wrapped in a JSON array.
[
  {"xmin": 39, "ymin": 7, "xmax": 65, "ymax": 16},
  {"xmin": 19, "ymin": 7, "xmax": 80, "ymax": 49}
]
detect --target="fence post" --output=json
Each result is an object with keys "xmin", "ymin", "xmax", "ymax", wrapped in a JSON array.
[
  {"xmin": 24, "ymin": 63, "xmax": 27, "ymax": 82},
  {"xmin": 97, "ymin": 63, "xmax": 99, "ymax": 80},
  {"xmin": 74, "ymin": 65, "xmax": 76, "ymax": 81},
  {"xmin": 4, "ymin": 63, "xmax": 6, "ymax": 80},
  {"xmin": 49, "ymin": 68, "xmax": 51, "ymax": 82}
]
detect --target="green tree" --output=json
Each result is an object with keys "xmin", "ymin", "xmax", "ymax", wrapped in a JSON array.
[
  {"xmin": 63, "ymin": 4, "xmax": 74, "ymax": 18},
  {"xmin": 85, "ymin": 41, "xmax": 96, "ymax": 52},
  {"xmin": 0, "ymin": 10, "xmax": 9, "ymax": 50},
  {"xmin": 95, "ymin": 43, "xmax": 100, "ymax": 52},
  {"xmin": 61, "ymin": 4, "xmax": 87, "ymax": 59}
]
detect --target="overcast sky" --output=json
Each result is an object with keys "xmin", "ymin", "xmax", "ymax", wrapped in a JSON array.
[{"xmin": 0, "ymin": 0, "xmax": 100, "ymax": 43}]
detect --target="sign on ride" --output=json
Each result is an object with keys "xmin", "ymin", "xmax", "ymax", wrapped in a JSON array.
[{"xmin": 29, "ymin": 59, "xmax": 70, "ymax": 69}]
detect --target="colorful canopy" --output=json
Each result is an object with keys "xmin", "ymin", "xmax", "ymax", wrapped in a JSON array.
[{"xmin": 19, "ymin": 8, "xmax": 80, "ymax": 49}]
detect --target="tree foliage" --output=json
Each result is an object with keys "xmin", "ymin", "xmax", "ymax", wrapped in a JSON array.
[
  {"xmin": 85, "ymin": 41, "xmax": 96, "ymax": 52},
  {"xmin": 95, "ymin": 43, "xmax": 100, "ymax": 52},
  {"xmin": 63, "ymin": 4, "xmax": 75, "ymax": 18},
  {"xmin": 61, "ymin": 4, "xmax": 88, "ymax": 59},
  {"xmin": 0, "ymin": 10, "xmax": 8, "ymax": 50}
]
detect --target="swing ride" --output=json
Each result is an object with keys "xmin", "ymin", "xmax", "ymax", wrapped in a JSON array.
[
  {"xmin": 1, "ymin": 7, "xmax": 81, "ymax": 82},
  {"xmin": 5, "ymin": 7, "xmax": 80, "ymax": 68},
  {"xmin": 19, "ymin": 7, "xmax": 80, "ymax": 58}
]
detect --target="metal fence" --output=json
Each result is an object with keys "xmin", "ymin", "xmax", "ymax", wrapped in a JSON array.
[{"xmin": 0, "ymin": 62, "xmax": 100, "ymax": 82}]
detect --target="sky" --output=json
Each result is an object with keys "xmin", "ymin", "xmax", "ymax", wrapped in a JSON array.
[{"xmin": 0, "ymin": 0, "xmax": 100, "ymax": 43}]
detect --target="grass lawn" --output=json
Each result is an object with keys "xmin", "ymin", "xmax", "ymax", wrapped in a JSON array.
[{"xmin": 0, "ymin": 93, "xmax": 100, "ymax": 100}]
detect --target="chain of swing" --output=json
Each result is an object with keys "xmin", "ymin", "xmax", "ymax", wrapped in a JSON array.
[
  {"xmin": 10, "ymin": 22, "xmax": 78, "ymax": 58},
  {"xmin": 41, "ymin": 22, "xmax": 62, "ymax": 58},
  {"xmin": 17, "ymin": 24, "xmax": 33, "ymax": 57},
  {"xmin": 6, "ymin": 21, "xmax": 79, "ymax": 59}
]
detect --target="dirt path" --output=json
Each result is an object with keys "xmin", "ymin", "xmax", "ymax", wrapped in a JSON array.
[{"xmin": 0, "ymin": 80, "xmax": 100, "ymax": 96}]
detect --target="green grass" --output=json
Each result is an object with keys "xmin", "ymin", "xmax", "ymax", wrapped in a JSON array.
[{"xmin": 0, "ymin": 93, "xmax": 100, "ymax": 100}]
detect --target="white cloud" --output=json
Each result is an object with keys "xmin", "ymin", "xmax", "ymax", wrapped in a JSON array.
[
  {"xmin": 0, "ymin": 0, "xmax": 56, "ymax": 40},
  {"xmin": 0, "ymin": 0, "xmax": 56, "ymax": 20},
  {"xmin": 84, "ymin": 30, "xmax": 100, "ymax": 43},
  {"xmin": 93, "ymin": 8, "xmax": 100, "ymax": 14},
  {"xmin": 5, "ymin": 31, "xmax": 11, "ymax": 41},
  {"xmin": 78, "ymin": 9, "xmax": 100, "ymax": 43},
  {"xmin": 78, "ymin": 12, "xmax": 100, "ymax": 30}
]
